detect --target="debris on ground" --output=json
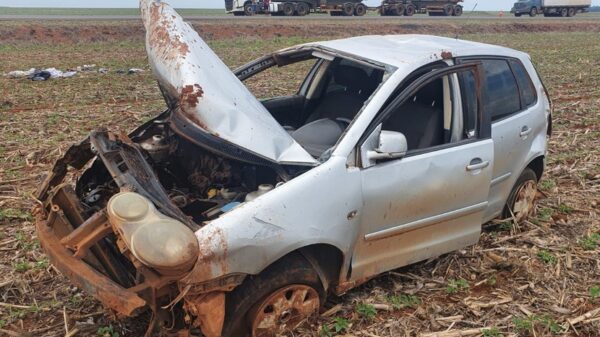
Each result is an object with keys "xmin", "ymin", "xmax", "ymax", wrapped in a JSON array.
[{"xmin": 4, "ymin": 65, "xmax": 145, "ymax": 81}]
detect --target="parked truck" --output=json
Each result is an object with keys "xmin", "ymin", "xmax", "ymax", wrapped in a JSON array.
[
  {"xmin": 225, "ymin": 0, "xmax": 368, "ymax": 16},
  {"xmin": 510, "ymin": 0, "xmax": 591, "ymax": 17},
  {"xmin": 380, "ymin": 0, "xmax": 463, "ymax": 16}
]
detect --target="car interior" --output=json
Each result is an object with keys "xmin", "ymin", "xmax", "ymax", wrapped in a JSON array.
[
  {"xmin": 242, "ymin": 55, "xmax": 475, "ymax": 160},
  {"xmin": 379, "ymin": 63, "xmax": 477, "ymax": 153},
  {"xmin": 245, "ymin": 56, "xmax": 385, "ymax": 158}
]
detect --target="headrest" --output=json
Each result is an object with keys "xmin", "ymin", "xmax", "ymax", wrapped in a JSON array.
[{"xmin": 333, "ymin": 65, "xmax": 370, "ymax": 93}]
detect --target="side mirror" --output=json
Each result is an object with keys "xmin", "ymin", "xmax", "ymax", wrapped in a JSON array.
[{"xmin": 360, "ymin": 125, "xmax": 408, "ymax": 168}]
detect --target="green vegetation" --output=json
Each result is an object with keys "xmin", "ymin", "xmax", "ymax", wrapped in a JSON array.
[
  {"xmin": 590, "ymin": 285, "xmax": 600, "ymax": 300},
  {"xmin": 446, "ymin": 279, "xmax": 469, "ymax": 294},
  {"xmin": 539, "ymin": 179, "xmax": 556, "ymax": 191},
  {"xmin": 481, "ymin": 327, "xmax": 504, "ymax": 337},
  {"xmin": 513, "ymin": 315, "xmax": 563, "ymax": 335},
  {"xmin": 97, "ymin": 325, "xmax": 119, "ymax": 337},
  {"xmin": 537, "ymin": 208, "xmax": 553, "ymax": 221},
  {"xmin": 356, "ymin": 303, "xmax": 377, "ymax": 320},
  {"xmin": 558, "ymin": 203, "xmax": 574, "ymax": 214},
  {"xmin": 388, "ymin": 294, "xmax": 420, "ymax": 309},
  {"xmin": 537, "ymin": 250, "xmax": 557, "ymax": 264},
  {"xmin": 332, "ymin": 317, "xmax": 350, "ymax": 333},
  {"xmin": 580, "ymin": 233, "xmax": 600, "ymax": 250},
  {"xmin": 0, "ymin": 208, "xmax": 32, "ymax": 221}
]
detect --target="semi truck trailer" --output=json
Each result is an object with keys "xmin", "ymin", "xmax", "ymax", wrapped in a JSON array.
[
  {"xmin": 225, "ymin": 0, "xmax": 368, "ymax": 16},
  {"xmin": 380, "ymin": 0, "xmax": 463, "ymax": 16},
  {"xmin": 510, "ymin": 0, "xmax": 591, "ymax": 17}
]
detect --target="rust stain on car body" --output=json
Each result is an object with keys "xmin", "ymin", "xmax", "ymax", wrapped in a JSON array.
[
  {"xmin": 183, "ymin": 292, "xmax": 225, "ymax": 337},
  {"xmin": 441, "ymin": 50, "xmax": 453, "ymax": 59},
  {"xmin": 147, "ymin": 1, "xmax": 190, "ymax": 63},
  {"xmin": 180, "ymin": 84, "xmax": 204, "ymax": 109}
]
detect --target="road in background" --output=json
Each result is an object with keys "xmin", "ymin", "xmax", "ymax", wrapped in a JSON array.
[{"xmin": 1, "ymin": 13, "xmax": 600, "ymax": 20}]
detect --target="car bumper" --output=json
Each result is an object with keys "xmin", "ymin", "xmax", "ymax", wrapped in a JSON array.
[{"xmin": 35, "ymin": 211, "xmax": 146, "ymax": 316}]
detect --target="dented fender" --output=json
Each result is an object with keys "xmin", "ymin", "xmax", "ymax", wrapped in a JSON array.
[{"xmin": 179, "ymin": 156, "xmax": 362, "ymax": 289}]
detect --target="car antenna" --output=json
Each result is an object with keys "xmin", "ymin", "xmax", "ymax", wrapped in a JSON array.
[{"xmin": 456, "ymin": 1, "xmax": 479, "ymax": 40}]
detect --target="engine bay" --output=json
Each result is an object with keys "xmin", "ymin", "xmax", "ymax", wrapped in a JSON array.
[{"xmin": 75, "ymin": 114, "xmax": 290, "ymax": 226}]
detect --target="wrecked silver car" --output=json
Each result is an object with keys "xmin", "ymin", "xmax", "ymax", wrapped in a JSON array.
[{"xmin": 34, "ymin": 1, "xmax": 551, "ymax": 336}]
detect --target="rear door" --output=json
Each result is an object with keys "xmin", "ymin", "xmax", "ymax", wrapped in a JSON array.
[{"xmin": 458, "ymin": 58, "xmax": 540, "ymax": 220}]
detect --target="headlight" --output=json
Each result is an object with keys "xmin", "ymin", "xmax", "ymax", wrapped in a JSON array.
[{"xmin": 107, "ymin": 192, "xmax": 199, "ymax": 275}]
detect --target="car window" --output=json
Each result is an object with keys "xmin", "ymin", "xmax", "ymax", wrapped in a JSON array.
[
  {"xmin": 509, "ymin": 59, "xmax": 537, "ymax": 108},
  {"xmin": 243, "ymin": 59, "xmax": 317, "ymax": 99},
  {"xmin": 481, "ymin": 59, "xmax": 520, "ymax": 122},
  {"xmin": 382, "ymin": 75, "xmax": 453, "ymax": 151},
  {"xmin": 321, "ymin": 58, "xmax": 382, "ymax": 96}
]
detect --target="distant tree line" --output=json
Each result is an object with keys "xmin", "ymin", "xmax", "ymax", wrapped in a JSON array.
[{"xmin": 590, "ymin": 6, "xmax": 600, "ymax": 12}]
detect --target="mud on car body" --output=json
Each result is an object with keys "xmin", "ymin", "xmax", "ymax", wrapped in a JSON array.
[{"xmin": 34, "ymin": 1, "xmax": 552, "ymax": 336}]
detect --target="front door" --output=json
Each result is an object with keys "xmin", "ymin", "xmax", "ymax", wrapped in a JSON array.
[{"xmin": 350, "ymin": 64, "xmax": 493, "ymax": 279}]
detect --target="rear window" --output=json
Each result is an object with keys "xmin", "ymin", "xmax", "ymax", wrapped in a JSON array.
[
  {"xmin": 481, "ymin": 59, "xmax": 521, "ymax": 122},
  {"xmin": 509, "ymin": 59, "xmax": 537, "ymax": 108}
]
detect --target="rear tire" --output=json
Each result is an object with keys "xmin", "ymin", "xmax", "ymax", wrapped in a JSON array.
[
  {"xmin": 296, "ymin": 2, "xmax": 309, "ymax": 16},
  {"xmin": 453, "ymin": 5, "xmax": 463, "ymax": 16},
  {"xmin": 529, "ymin": 7, "xmax": 537, "ymax": 17},
  {"xmin": 567, "ymin": 8, "xmax": 576, "ymax": 17},
  {"xmin": 342, "ymin": 2, "xmax": 355, "ymax": 16},
  {"xmin": 502, "ymin": 168, "xmax": 538, "ymax": 223},
  {"xmin": 222, "ymin": 253, "xmax": 324, "ymax": 337},
  {"xmin": 405, "ymin": 4, "xmax": 415, "ymax": 16},
  {"xmin": 282, "ymin": 2, "xmax": 295, "ymax": 16},
  {"xmin": 354, "ymin": 3, "xmax": 367, "ymax": 16}
]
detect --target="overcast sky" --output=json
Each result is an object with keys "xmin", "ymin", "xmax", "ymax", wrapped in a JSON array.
[
  {"xmin": 2, "ymin": 0, "xmax": 598, "ymax": 11},
  {"xmin": 1, "ymin": 0, "xmax": 599, "ymax": 11}
]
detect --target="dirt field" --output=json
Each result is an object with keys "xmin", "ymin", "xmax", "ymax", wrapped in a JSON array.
[{"xmin": 0, "ymin": 18, "xmax": 599, "ymax": 337}]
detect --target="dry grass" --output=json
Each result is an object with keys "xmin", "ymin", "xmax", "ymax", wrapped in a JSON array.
[{"xmin": 0, "ymin": 19, "xmax": 598, "ymax": 337}]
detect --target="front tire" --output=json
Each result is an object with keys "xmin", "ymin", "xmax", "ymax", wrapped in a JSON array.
[
  {"xmin": 502, "ymin": 168, "xmax": 538, "ymax": 223},
  {"xmin": 244, "ymin": 3, "xmax": 255, "ymax": 16},
  {"xmin": 567, "ymin": 8, "xmax": 576, "ymax": 17},
  {"xmin": 222, "ymin": 253, "xmax": 324, "ymax": 337},
  {"xmin": 453, "ymin": 5, "xmax": 463, "ymax": 16},
  {"xmin": 405, "ymin": 4, "xmax": 415, "ymax": 16},
  {"xmin": 529, "ymin": 7, "xmax": 537, "ymax": 17}
]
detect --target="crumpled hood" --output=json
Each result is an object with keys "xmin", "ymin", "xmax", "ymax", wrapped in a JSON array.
[{"xmin": 140, "ymin": 0, "xmax": 317, "ymax": 166}]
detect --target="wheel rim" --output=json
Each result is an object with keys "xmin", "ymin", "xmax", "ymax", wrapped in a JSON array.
[
  {"xmin": 250, "ymin": 285, "xmax": 320, "ymax": 337},
  {"xmin": 512, "ymin": 180, "xmax": 537, "ymax": 222}
]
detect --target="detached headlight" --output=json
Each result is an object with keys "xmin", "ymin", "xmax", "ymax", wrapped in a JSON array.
[{"xmin": 107, "ymin": 192, "xmax": 199, "ymax": 275}]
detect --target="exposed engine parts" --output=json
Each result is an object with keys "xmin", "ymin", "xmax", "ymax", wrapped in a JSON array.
[{"xmin": 77, "ymin": 121, "xmax": 285, "ymax": 226}]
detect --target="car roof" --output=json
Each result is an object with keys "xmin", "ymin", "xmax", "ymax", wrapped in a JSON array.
[{"xmin": 296, "ymin": 34, "xmax": 528, "ymax": 69}]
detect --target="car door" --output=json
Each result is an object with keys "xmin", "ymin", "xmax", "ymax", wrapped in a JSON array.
[
  {"xmin": 458, "ymin": 58, "xmax": 540, "ymax": 220},
  {"xmin": 350, "ymin": 64, "xmax": 493, "ymax": 280}
]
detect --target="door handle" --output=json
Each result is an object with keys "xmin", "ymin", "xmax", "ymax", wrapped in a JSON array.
[
  {"xmin": 520, "ymin": 126, "xmax": 532, "ymax": 138},
  {"xmin": 466, "ymin": 158, "xmax": 489, "ymax": 171}
]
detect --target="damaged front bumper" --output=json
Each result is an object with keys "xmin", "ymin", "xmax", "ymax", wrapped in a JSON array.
[
  {"xmin": 35, "ymin": 210, "xmax": 147, "ymax": 316},
  {"xmin": 34, "ymin": 131, "xmax": 227, "ymax": 336}
]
